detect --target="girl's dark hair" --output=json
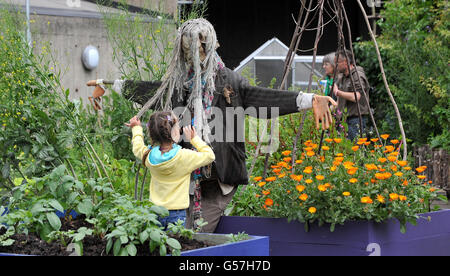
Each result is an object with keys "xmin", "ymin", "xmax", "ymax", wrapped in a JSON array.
[{"xmin": 147, "ymin": 111, "xmax": 177, "ymax": 146}]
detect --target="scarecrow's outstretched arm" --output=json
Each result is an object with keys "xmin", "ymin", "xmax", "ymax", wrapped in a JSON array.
[{"xmin": 86, "ymin": 79, "xmax": 162, "ymax": 106}]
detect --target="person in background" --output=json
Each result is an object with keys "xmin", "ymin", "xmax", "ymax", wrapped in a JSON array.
[
  {"xmin": 322, "ymin": 52, "xmax": 336, "ymax": 98},
  {"xmin": 333, "ymin": 49, "xmax": 370, "ymax": 141},
  {"xmin": 322, "ymin": 52, "xmax": 345, "ymax": 133}
]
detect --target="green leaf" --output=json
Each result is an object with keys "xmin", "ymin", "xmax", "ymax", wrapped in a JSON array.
[
  {"xmin": 150, "ymin": 229, "xmax": 161, "ymax": 243},
  {"xmin": 400, "ymin": 223, "xmax": 406, "ymax": 234},
  {"xmin": 46, "ymin": 212, "xmax": 61, "ymax": 231},
  {"xmin": 48, "ymin": 199, "xmax": 64, "ymax": 213},
  {"xmin": 149, "ymin": 240, "xmax": 158, "ymax": 253},
  {"xmin": 120, "ymin": 235, "xmax": 128, "ymax": 244},
  {"xmin": 159, "ymin": 244, "xmax": 167, "ymax": 256},
  {"xmin": 126, "ymin": 243, "xmax": 137, "ymax": 256},
  {"xmin": 150, "ymin": 205, "xmax": 169, "ymax": 217},
  {"xmin": 167, "ymin": 238, "xmax": 181, "ymax": 250},
  {"xmin": 139, "ymin": 231, "xmax": 149, "ymax": 243},
  {"xmin": 113, "ymin": 238, "xmax": 122, "ymax": 256},
  {"xmin": 30, "ymin": 202, "xmax": 45, "ymax": 214},
  {"xmin": 77, "ymin": 199, "xmax": 93, "ymax": 216},
  {"xmin": 106, "ymin": 238, "xmax": 113, "ymax": 254}
]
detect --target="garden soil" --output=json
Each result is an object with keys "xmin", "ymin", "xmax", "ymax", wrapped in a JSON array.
[{"xmin": 0, "ymin": 216, "xmax": 210, "ymax": 256}]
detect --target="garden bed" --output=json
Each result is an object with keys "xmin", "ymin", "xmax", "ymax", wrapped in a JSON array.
[
  {"xmin": 215, "ymin": 209, "xmax": 450, "ymax": 256},
  {"xmin": 0, "ymin": 215, "xmax": 268, "ymax": 256}
]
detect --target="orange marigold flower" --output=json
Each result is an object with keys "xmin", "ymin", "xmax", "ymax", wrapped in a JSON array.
[
  {"xmin": 381, "ymin": 134, "xmax": 390, "ymax": 140},
  {"xmin": 417, "ymin": 175, "xmax": 426, "ymax": 179},
  {"xmin": 305, "ymin": 179, "xmax": 313, "ymax": 184},
  {"xmin": 378, "ymin": 157, "xmax": 387, "ymax": 163},
  {"xmin": 391, "ymin": 165, "xmax": 398, "ymax": 171},
  {"xmin": 324, "ymin": 138, "xmax": 333, "ymax": 143},
  {"xmin": 390, "ymin": 139, "xmax": 399, "ymax": 144},
  {"xmin": 399, "ymin": 195, "xmax": 407, "ymax": 201},
  {"xmin": 291, "ymin": 174, "xmax": 303, "ymax": 181},
  {"xmin": 376, "ymin": 195, "xmax": 385, "ymax": 203},
  {"xmin": 333, "ymin": 138, "xmax": 342, "ymax": 143},
  {"xmin": 253, "ymin": 176, "xmax": 263, "ymax": 182},
  {"xmin": 303, "ymin": 167, "xmax": 313, "ymax": 174},
  {"xmin": 330, "ymin": 166, "xmax": 337, "ymax": 172},
  {"xmin": 365, "ymin": 164, "xmax": 377, "ymax": 170},
  {"xmin": 306, "ymin": 151, "xmax": 315, "ymax": 157},
  {"xmin": 361, "ymin": 196, "xmax": 373, "ymax": 204},
  {"xmin": 375, "ymin": 173, "xmax": 385, "ymax": 180},
  {"xmin": 295, "ymin": 159, "xmax": 303, "ymax": 164},
  {"xmin": 394, "ymin": 172, "xmax": 403, "ymax": 177},
  {"xmin": 299, "ymin": 193, "xmax": 308, "ymax": 201},
  {"xmin": 258, "ymin": 181, "xmax": 266, "ymax": 187},
  {"xmin": 308, "ymin": 207, "xmax": 317, "ymax": 214},
  {"xmin": 278, "ymin": 173, "xmax": 286, "ymax": 178},
  {"xmin": 347, "ymin": 167, "xmax": 358, "ymax": 175},
  {"xmin": 317, "ymin": 184, "xmax": 327, "ymax": 191},
  {"xmin": 397, "ymin": 160, "xmax": 408, "ymax": 167},
  {"xmin": 262, "ymin": 190, "xmax": 271, "ymax": 195},
  {"xmin": 416, "ymin": 166, "xmax": 427, "ymax": 173},
  {"xmin": 265, "ymin": 176, "xmax": 277, "ymax": 182},
  {"xmin": 429, "ymin": 188, "xmax": 436, "ymax": 192},
  {"xmin": 370, "ymin": 138, "xmax": 379, "ymax": 142},
  {"xmin": 352, "ymin": 146, "xmax": 359, "ymax": 151},
  {"xmin": 336, "ymin": 153, "xmax": 344, "ymax": 157},
  {"xmin": 277, "ymin": 161, "xmax": 288, "ymax": 168},
  {"xmin": 283, "ymin": 157, "xmax": 292, "ymax": 163},
  {"xmin": 389, "ymin": 193, "xmax": 399, "ymax": 200},
  {"xmin": 387, "ymin": 155, "xmax": 397, "ymax": 162},
  {"xmin": 342, "ymin": 191, "xmax": 351, "ymax": 196},
  {"xmin": 384, "ymin": 146, "xmax": 395, "ymax": 153},
  {"xmin": 334, "ymin": 156, "xmax": 344, "ymax": 163},
  {"xmin": 383, "ymin": 172, "xmax": 392, "ymax": 179},
  {"xmin": 273, "ymin": 168, "xmax": 282, "ymax": 174},
  {"xmin": 322, "ymin": 145, "xmax": 330, "ymax": 151},
  {"xmin": 296, "ymin": 185, "xmax": 306, "ymax": 193},
  {"xmin": 282, "ymin": 150, "xmax": 291, "ymax": 156},
  {"xmin": 349, "ymin": 178, "xmax": 358, "ymax": 183},
  {"xmin": 403, "ymin": 166, "xmax": 411, "ymax": 171},
  {"xmin": 264, "ymin": 198, "xmax": 274, "ymax": 206},
  {"xmin": 316, "ymin": 175, "xmax": 325, "ymax": 181}
]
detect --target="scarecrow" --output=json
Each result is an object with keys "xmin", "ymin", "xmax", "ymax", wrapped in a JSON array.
[{"xmin": 87, "ymin": 18, "xmax": 336, "ymax": 232}]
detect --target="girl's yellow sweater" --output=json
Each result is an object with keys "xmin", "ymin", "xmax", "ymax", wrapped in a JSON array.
[{"xmin": 131, "ymin": 126, "xmax": 215, "ymax": 210}]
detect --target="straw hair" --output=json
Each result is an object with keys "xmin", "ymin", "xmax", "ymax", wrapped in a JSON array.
[{"xmin": 136, "ymin": 18, "xmax": 224, "ymax": 144}]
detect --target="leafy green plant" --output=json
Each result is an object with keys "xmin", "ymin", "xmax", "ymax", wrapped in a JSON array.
[
  {"xmin": 226, "ymin": 232, "xmax": 249, "ymax": 244},
  {"xmin": 353, "ymin": 0, "xmax": 449, "ymax": 150}
]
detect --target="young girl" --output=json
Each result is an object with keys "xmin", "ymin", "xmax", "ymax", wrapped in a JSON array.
[{"xmin": 125, "ymin": 111, "xmax": 215, "ymax": 229}]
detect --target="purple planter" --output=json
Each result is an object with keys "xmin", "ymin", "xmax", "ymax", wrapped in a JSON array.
[
  {"xmin": 181, "ymin": 233, "xmax": 269, "ymax": 256},
  {"xmin": 214, "ymin": 209, "xmax": 450, "ymax": 256}
]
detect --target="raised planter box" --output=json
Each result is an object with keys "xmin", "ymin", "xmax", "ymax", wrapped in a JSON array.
[
  {"xmin": 181, "ymin": 233, "xmax": 269, "ymax": 256},
  {"xmin": 214, "ymin": 209, "xmax": 450, "ymax": 256}
]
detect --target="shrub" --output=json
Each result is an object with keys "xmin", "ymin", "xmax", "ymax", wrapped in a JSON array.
[{"xmin": 354, "ymin": 0, "xmax": 449, "ymax": 150}]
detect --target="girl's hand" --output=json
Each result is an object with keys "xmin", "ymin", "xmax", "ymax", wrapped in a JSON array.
[
  {"xmin": 183, "ymin": 126, "xmax": 197, "ymax": 141},
  {"xmin": 125, "ymin": 116, "xmax": 141, "ymax": 128}
]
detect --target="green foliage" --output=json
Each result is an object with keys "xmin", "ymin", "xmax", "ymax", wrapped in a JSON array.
[{"xmin": 353, "ymin": 0, "xmax": 449, "ymax": 150}]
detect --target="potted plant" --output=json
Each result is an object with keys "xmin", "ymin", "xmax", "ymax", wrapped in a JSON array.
[{"xmin": 216, "ymin": 135, "xmax": 449, "ymax": 256}]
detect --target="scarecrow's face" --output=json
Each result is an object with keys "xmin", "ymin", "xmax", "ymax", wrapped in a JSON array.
[{"xmin": 181, "ymin": 34, "xmax": 207, "ymax": 67}]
